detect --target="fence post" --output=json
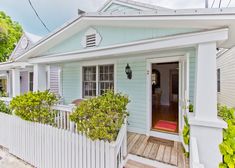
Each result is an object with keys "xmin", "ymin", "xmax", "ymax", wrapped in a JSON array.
[
  {"xmin": 122, "ymin": 119, "xmax": 127, "ymax": 158},
  {"xmin": 109, "ymin": 143, "xmax": 117, "ymax": 168}
]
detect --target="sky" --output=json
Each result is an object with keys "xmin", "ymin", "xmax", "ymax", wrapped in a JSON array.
[{"xmin": 0, "ymin": 0, "xmax": 235, "ymax": 36}]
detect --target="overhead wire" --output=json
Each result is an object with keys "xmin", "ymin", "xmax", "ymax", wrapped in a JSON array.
[
  {"xmin": 28, "ymin": 0, "xmax": 50, "ymax": 32},
  {"xmin": 227, "ymin": 0, "xmax": 232, "ymax": 7},
  {"xmin": 219, "ymin": 0, "xmax": 222, "ymax": 8},
  {"xmin": 211, "ymin": 0, "xmax": 216, "ymax": 8}
]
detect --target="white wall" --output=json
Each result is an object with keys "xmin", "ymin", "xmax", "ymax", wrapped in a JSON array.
[
  {"xmin": 152, "ymin": 63, "xmax": 178, "ymax": 105},
  {"xmin": 20, "ymin": 71, "xmax": 29, "ymax": 94},
  {"xmin": 217, "ymin": 47, "xmax": 235, "ymax": 108}
]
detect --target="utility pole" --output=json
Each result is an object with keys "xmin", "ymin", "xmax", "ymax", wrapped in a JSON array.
[{"xmin": 205, "ymin": 0, "xmax": 209, "ymax": 8}]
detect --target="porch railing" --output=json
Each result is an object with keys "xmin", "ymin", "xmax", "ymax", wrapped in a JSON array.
[
  {"xmin": 190, "ymin": 137, "xmax": 204, "ymax": 168},
  {"xmin": 0, "ymin": 103, "xmax": 127, "ymax": 168},
  {"xmin": 0, "ymin": 97, "xmax": 12, "ymax": 105}
]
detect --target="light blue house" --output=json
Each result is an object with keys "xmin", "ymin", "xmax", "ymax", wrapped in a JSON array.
[{"xmin": 2, "ymin": 0, "xmax": 235, "ymax": 167}]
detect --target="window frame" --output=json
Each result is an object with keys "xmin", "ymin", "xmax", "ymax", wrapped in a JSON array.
[
  {"xmin": 80, "ymin": 61, "xmax": 116, "ymax": 98},
  {"xmin": 82, "ymin": 66, "xmax": 97, "ymax": 98}
]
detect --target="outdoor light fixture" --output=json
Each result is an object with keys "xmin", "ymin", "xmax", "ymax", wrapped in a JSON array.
[{"xmin": 125, "ymin": 63, "xmax": 132, "ymax": 79}]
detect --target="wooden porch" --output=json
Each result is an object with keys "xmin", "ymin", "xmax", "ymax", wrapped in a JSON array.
[{"xmin": 126, "ymin": 132, "xmax": 189, "ymax": 168}]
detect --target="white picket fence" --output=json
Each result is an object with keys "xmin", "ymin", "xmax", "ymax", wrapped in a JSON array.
[{"xmin": 0, "ymin": 105, "xmax": 127, "ymax": 168}]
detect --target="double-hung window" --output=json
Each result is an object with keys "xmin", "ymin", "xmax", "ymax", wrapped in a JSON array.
[{"xmin": 82, "ymin": 64, "xmax": 114, "ymax": 98}]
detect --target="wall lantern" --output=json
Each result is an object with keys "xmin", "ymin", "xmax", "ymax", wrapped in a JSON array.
[{"xmin": 125, "ymin": 63, "xmax": 132, "ymax": 79}]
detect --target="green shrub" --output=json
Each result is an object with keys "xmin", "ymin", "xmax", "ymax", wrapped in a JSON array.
[
  {"xmin": 10, "ymin": 90, "xmax": 58, "ymax": 125},
  {"xmin": 70, "ymin": 91, "xmax": 129, "ymax": 142},
  {"xmin": 218, "ymin": 105, "xmax": 235, "ymax": 121},
  {"xmin": 183, "ymin": 115, "xmax": 190, "ymax": 145},
  {"xmin": 218, "ymin": 106, "xmax": 235, "ymax": 168},
  {"xmin": 0, "ymin": 100, "xmax": 11, "ymax": 114}
]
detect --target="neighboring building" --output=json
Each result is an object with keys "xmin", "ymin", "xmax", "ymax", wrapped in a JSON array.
[
  {"xmin": 1, "ymin": 0, "xmax": 235, "ymax": 167},
  {"xmin": 217, "ymin": 47, "xmax": 235, "ymax": 108},
  {"xmin": 0, "ymin": 32, "xmax": 61, "ymax": 97}
]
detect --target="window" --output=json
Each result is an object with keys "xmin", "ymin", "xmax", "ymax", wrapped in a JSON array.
[
  {"xmin": 29, "ymin": 72, "xmax": 33, "ymax": 91},
  {"xmin": 99, "ymin": 65, "xmax": 114, "ymax": 95},
  {"xmin": 82, "ymin": 64, "xmax": 114, "ymax": 98},
  {"xmin": 217, "ymin": 69, "xmax": 220, "ymax": 92},
  {"xmin": 83, "ymin": 66, "xmax": 96, "ymax": 97}
]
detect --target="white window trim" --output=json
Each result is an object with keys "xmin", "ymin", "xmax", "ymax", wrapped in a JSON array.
[
  {"xmin": 81, "ymin": 27, "xmax": 102, "ymax": 48},
  {"xmin": 79, "ymin": 60, "xmax": 117, "ymax": 98}
]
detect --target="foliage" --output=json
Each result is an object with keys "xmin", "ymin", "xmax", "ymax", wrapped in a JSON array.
[
  {"xmin": 0, "ymin": 91, "xmax": 7, "ymax": 97},
  {"xmin": 70, "ymin": 91, "xmax": 129, "ymax": 142},
  {"xmin": 218, "ymin": 105, "xmax": 235, "ymax": 121},
  {"xmin": 183, "ymin": 115, "xmax": 190, "ymax": 145},
  {"xmin": 189, "ymin": 104, "xmax": 194, "ymax": 112},
  {"xmin": 218, "ymin": 105, "xmax": 235, "ymax": 168},
  {"xmin": 10, "ymin": 90, "xmax": 58, "ymax": 125},
  {"xmin": 0, "ymin": 100, "xmax": 11, "ymax": 114},
  {"xmin": 0, "ymin": 11, "xmax": 22, "ymax": 61}
]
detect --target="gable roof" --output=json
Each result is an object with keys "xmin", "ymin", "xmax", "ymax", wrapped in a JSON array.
[
  {"xmin": 14, "ymin": 7, "xmax": 235, "ymax": 62},
  {"xmin": 9, "ymin": 32, "xmax": 41, "ymax": 61},
  {"xmin": 99, "ymin": 0, "xmax": 170, "ymax": 12}
]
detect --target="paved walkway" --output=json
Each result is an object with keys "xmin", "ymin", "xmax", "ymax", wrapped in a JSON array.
[{"xmin": 0, "ymin": 148, "xmax": 33, "ymax": 168}]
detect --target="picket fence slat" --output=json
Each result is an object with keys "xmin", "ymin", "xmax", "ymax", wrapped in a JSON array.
[{"xmin": 0, "ymin": 111, "xmax": 127, "ymax": 168}]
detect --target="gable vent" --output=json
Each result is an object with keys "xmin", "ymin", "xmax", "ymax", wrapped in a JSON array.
[
  {"xmin": 86, "ymin": 34, "xmax": 96, "ymax": 47},
  {"xmin": 81, "ymin": 28, "xmax": 102, "ymax": 48}
]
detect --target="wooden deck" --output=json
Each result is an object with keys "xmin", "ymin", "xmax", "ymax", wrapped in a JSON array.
[{"xmin": 127, "ymin": 132, "xmax": 189, "ymax": 167}]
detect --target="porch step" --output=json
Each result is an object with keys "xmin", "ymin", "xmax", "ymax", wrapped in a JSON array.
[{"xmin": 125, "ymin": 160, "xmax": 157, "ymax": 168}]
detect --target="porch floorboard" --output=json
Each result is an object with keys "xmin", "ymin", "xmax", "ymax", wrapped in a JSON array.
[{"xmin": 127, "ymin": 132, "xmax": 189, "ymax": 167}]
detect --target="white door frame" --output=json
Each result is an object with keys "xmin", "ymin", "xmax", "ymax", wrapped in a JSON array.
[{"xmin": 146, "ymin": 55, "xmax": 188, "ymax": 142}]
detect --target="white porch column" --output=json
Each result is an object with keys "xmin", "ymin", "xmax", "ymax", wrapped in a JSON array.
[
  {"xmin": 6, "ymin": 71, "xmax": 12, "ymax": 97},
  {"xmin": 12, "ymin": 69, "xmax": 20, "ymax": 97},
  {"xmin": 189, "ymin": 42, "xmax": 226, "ymax": 168},
  {"xmin": 33, "ymin": 64, "xmax": 47, "ymax": 91}
]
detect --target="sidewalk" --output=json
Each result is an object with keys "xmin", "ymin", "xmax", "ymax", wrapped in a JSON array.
[{"xmin": 0, "ymin": 148, "xmax": 33, "ymax": 168}]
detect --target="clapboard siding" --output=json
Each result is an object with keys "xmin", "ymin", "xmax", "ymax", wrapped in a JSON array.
[
  {"xmin": 189, "ymin": 51, "xmax": 196, "ymax": 103},
  {"xmin": 116, "ymin": 58, "xmax": 147, "ymax": 134},
  {"xmin": 61, "ymin": 49, "xmax": 196, "ymax": 134},
  {"xmin": 217, "ymin": 47, "xmax": 235, "ymax": 108},
  {"xmin": 62, "ymin": 63, "xmax": 81, "ymax": 104},
  {"xmin": 45, "ymin": 27, "xmax": 200, "ymax": 55}
]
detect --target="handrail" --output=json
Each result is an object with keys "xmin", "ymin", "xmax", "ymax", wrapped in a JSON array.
[
  {"xmin": 190, "ymin": 137, "xmax": 204, "ymax": 168},
  {"xmin": 109, "ymin": 118, "xmax": 127, "ymax": 168}
]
